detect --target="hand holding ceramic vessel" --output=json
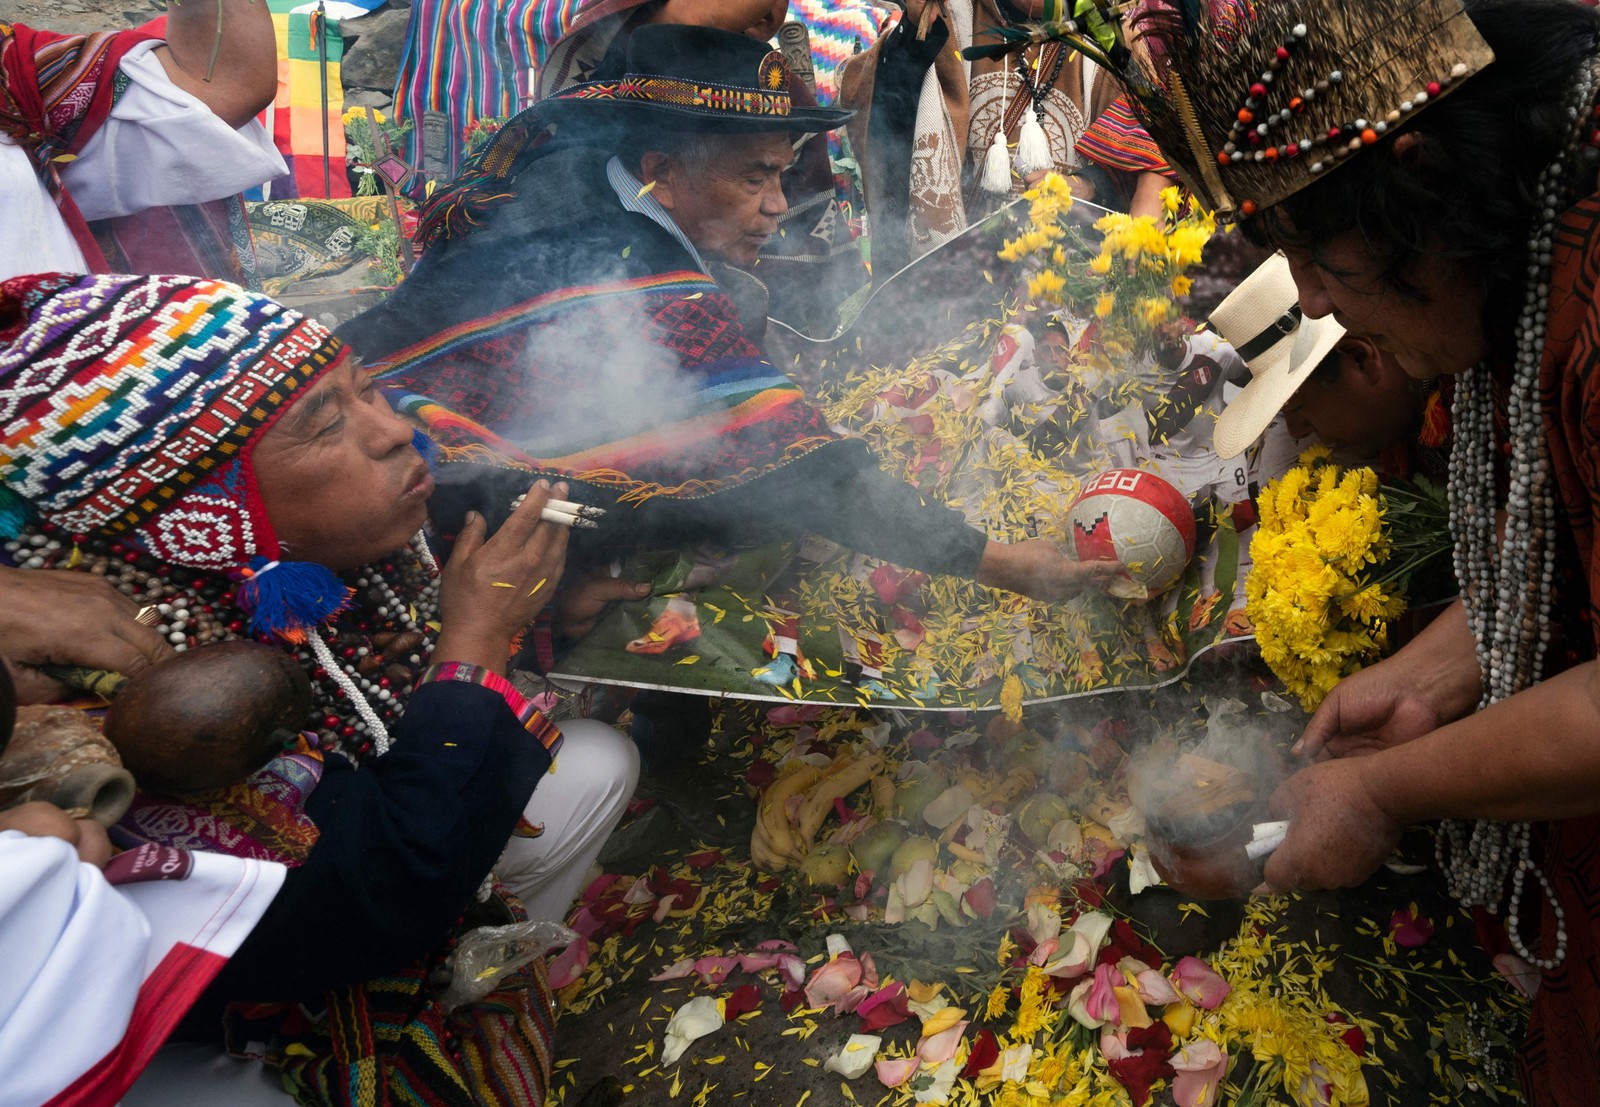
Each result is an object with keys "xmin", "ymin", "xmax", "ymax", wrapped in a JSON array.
[{"xmin": 0, "ymin": 567, "xmax": 176, "ymax": 705}]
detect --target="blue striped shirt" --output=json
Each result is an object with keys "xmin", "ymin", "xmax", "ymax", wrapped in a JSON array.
[{"xmin": 606, "ymin": 156, "xmax": 708, "ymax": 274}]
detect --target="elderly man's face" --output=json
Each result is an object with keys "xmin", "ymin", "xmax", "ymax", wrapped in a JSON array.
[
  {"xmin": 1280, "ymin": 233, "xmax": 1488, "ymax": 382},
  {"xmin": 647, "ymin": 132, "xmax": 792, "ymax": 267}
]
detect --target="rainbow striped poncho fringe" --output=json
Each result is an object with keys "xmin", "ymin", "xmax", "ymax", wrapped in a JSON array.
[{"xmin": 367, "ymin": 268, "xmax": 841, "ymax": 505}]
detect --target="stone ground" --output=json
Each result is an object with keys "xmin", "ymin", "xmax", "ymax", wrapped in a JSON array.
[{"xmin": 546, "ymin": 662, "xmax": 1522, "ymax": 1107}]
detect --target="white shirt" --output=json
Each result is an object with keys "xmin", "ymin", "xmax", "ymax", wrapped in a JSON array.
[{"xmin": 0, "ymin": 41, "xmax": 285, "ymax": 282}]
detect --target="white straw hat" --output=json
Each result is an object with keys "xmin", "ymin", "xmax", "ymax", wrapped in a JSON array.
[{"xmin": 1209, "ymin": 253, "xmax": 1347, "ymax": 459}]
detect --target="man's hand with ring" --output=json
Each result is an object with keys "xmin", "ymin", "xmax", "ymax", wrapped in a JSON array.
[{"xmin": 0, "ymin": 566, "xmax": 176, "ymax": 704}]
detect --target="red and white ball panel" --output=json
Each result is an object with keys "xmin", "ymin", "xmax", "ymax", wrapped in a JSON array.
[{"xmin": 1067, "ymin": 469, "xmax": 1197, "ymax": 594}]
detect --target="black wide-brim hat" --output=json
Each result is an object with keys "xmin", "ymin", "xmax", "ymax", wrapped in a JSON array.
[{"xmin": 538, "ymin": 24, "xmax": 853, "ymax": 135}]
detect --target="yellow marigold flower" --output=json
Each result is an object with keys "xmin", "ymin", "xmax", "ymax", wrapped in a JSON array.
[
  {"xmin": 1027, "ymin": 270, "xmax": 1066, "ymax": 302},
  {"xmin": 996, "ymin": 932, "xmax": 1018, "ymax": 967},
  {"xmin": 1137, "ymin": 297, "xmax": 1173, "ymax": 327},
  {"xmin": 986, "ymin": 982, "xmax": 1010, "ymax": 1020},
  {"xmin": 1168, "ymin": 225, "xmax": 1211, "ymax": 268},
  {"xmin": 1094, "ymin": 292, "xmax": 1116, "ymax": 318},
  {"xmin": 1088, "ymin": 252, "xmax": 1113, "ymax": 275},
  {"xmin": 1011, "ymin": 966, "xmax": 1048, "ymax": 1040},
  {"xmin": 1299, "ymin": 443, "xmax": 1334, "ymax": 465},
  {"xmin": 1000, "ymin": 672, "xmax": 1024, "ymax": 722},
  {"xmin": 998, "ymin": 239, "xmax": 1028, "ymax": 262},
  {"xmin": 1170, "ymin": 274, "xmax": 1194, "ymax": 297},
  {"xmin": 1161, "ymin": 184, "xmax": 1183, "ymax": 215}
]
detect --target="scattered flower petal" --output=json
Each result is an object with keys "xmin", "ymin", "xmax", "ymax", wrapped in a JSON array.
[
  {"xmin": 1171, "ymin": 956, "xmax": 1231, "ymax": 1009},
  {"xmin": 1171, "ymin": 1039, "xmax": 1228, "ymax": 1107},
  {"xmin": 805, "ymin": 954, "xmax": 864, "ymax": 1011},
  {"xmin": 875, "ymin": 1056, "xmax": 920, "ymax": 1088},
  {"xmin": 825, "ymin": 1033, "xmax": 882, "ymax": 1079},
  {"xmin": 661, "ymin": 995, "xmax": 723, "ymax": 1065},
  {"xmin": 1389, "ymin": 904, "xmax": 1435, "ymax": 948},
  {"xmin": 917, "ymin": 1020, "xmax": 969, "ymax": 1065},
  {"xmin": 723, "ymin": 983, "xmax": 761, "ymax": 1021},
  {"xmin": 547, "ymin": 938, "xmax": 589, "ymax": 990}
]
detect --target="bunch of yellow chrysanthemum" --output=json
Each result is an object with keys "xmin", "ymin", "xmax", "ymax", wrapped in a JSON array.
[
  {"xmin": 998, "ymin": 176, "xmax": 1217, "ymax": 386},
  {"xmin": 1246, "ymin": 446, "xmax": 1450, "ymax": 711}
]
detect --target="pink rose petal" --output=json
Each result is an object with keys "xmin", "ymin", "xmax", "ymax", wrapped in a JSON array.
[
  {"xmin": 917, "ymin": 1021, "xmax": 969, "ymax": 1065},
  {"xmin": 547, "ymin": 939, "xmax": 589, "ymax": 990},
  {"xmin": 1389, "ymin": 905, "xmax": 1435, "ymax": 948},
  {"xmin": 649, "ymin": 958, "xmax": 695, "ymax": 982},
  {"xmin": 876, "ymin": 1057, "xmax": 921, "ymax": 1088},
  {"xmin": 1086, "ymin": 963, "xmax": 1122, "ymax": 1024},
  {"xmin": 804, "ymin": 954, "xmax": 864, "ymax": 1010},
  {"xmin": 1171, "ymin": 956, "xmax": 1231, "ymax": 1010},
  {"xmin": 695, "ymin": 955, "xmax": 738, "ymax": 987},
  {"xmin": 777, "ymin": 954, "xmax": 807, "ymax": 990},
  {"xmin": 1172, "ymin": 1041, "xmax": 1228, "ymax": 1107}
]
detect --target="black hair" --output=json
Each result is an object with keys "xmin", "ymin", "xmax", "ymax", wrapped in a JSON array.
[
  {"xmin": 1038, "ymin": 316, "xmax": 1071, "ymax": 342},
  {"xmin": 1242, "ymin": 0, "xmax": 1600, "ymax": 362},
  {"xmin": 1307, "ymin": 346, "xmax": 1344, "ymax": 388}
]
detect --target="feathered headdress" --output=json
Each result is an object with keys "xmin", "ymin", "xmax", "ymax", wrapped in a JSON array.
[{"xmin": 966, "ymin": 0, "xmax": 1495, "ymax": 220}]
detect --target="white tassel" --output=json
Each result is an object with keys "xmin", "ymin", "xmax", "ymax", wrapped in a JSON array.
[
  {"xmin": 981, "ymin": 128, "xmax": 1012, "ymax": 193},
  {"xmin": 1015, "ymin": 108, "xmax": 1052, "ymax": 175}
]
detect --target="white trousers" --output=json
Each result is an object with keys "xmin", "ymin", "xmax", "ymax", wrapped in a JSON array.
[
  {"xmin": 122, "ymin": 718, "xmax": 638, "ymax": 1103},
  {"xmin": 494, "ymin": 717, "xmax": 639, "ymax": 921}
]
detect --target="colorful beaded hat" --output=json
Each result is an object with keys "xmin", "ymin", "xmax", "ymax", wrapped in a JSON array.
[
  {"xmin": 0, "ymin": 272, "xmax": 355, "ymax": 638},
  {"xmin": 539, "ymin": 24, "xmax": 853, "ymax": 135},
  {"xmin": 968, "ymin": 0, "xmax": 1495, "ymax": 220}
]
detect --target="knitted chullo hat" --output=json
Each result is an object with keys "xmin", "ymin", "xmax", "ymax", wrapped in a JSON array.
[{"xmin": 0, "ymin": 272, "xmax": 353, "ymax": 640}]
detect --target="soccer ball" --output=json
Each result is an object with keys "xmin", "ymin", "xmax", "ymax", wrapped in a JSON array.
[{"xmin": 1066, "ymin": 469, "xmax": 1197, "ymax": 597}]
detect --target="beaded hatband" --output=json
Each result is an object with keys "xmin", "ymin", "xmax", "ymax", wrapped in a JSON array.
[
  {"xmin": 3, "ymin": 525, "xmax": 441, "ymax": 759},
  {"xmin": 1437, "ymin": 57, "xmax": 1600, "ymax": 971}
]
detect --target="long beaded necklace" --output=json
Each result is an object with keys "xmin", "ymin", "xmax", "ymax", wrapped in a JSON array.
[
  {"xmin": 1437, "ymin": 58, "xmax": 1600, "ymax": 971},
  {"xmin": 2, "ymin": 523, "xmax": 441, "ymax": 759},
  {"xmin": 1014, "ymin": 43, "xmax": 1068, "ymax": 127}
]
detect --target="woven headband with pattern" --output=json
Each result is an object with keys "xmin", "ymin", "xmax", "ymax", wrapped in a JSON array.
[
  {"xmin": 1128, "ymin": 0, "xmax": 1495, "ymax": 219},
  {"xmin": 555, "ymin": 50, "xmax": 796, "ymax": 119},
  {"xmin": 0, "ymin": 272, "xmax": 343, "ymax": 571}
]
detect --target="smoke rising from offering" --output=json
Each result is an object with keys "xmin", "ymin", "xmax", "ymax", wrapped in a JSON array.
[
  {"xmin": 502, "ymin": 298, "xmax": 714, "ymax": 469},
  {"xmin": 1126, "ymin": 697, "xmax": 1290, "ymax": 867}
]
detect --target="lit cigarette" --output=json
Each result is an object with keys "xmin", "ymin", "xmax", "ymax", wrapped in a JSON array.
[
  {"xmin": 1246, "ymin": 820, "xmax": 1289, "ymax": 861},
  {"xmin": 541, "ymin": 506, "xmax": 598, "ymax": 529},
  {"xmin": 550, "ymin": 498, "xmax": 605, "ymax": 520},
  {"xmin": 511, "ymin": 494, "xmax": 605, "ymax": 521},
  {"xmin": 508, "ymin": 495, "xmax": 604, "ymax": 528}
]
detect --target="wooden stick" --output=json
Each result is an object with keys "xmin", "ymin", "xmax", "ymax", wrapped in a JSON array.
[{"xmin": 365, "ymin": 106, "xmax": 415, "ymax": 274}]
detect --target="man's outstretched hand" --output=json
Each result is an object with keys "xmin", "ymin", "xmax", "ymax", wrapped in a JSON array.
[{"xmin": 976, "ymin": 539, "xmax": 1122, "ymax": 603}]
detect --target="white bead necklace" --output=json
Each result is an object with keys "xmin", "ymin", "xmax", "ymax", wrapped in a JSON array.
[{"xmin": 1438, "ymin": 59, "xmax": 1599, "ymax": 971}]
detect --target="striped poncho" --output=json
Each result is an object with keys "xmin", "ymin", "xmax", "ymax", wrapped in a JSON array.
[{"xmin": 338, "ymin": 144, "xmax": 845, "ymax": 508}]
